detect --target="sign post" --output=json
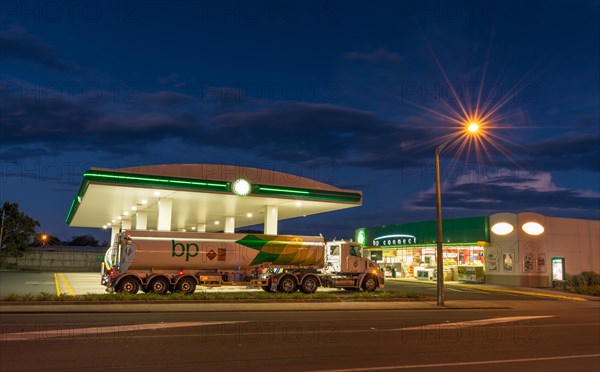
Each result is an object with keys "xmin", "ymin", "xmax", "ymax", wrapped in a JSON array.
[{"xmin": 551, "ymin": 257, "xmax": 566, "ymax": 289}]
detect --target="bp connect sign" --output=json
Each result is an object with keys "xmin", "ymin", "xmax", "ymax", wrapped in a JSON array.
[{"xmin": 373, "ymin": 234, "xmax": 417, "ymax": 246}]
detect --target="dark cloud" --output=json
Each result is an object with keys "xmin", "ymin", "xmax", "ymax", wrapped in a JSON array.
[
  {"xmin": 407, "ymin": 171, "xmax": 600, "ymax": 219},
  {"xmin": 437, "ymin": 130, "xmax": 600, "ymax": 173},
  {"xmin": 343, "ymin": 48, "xmax": 404, "ymax": 64},
  {"xmin": 205, "ymin": 103, "xmax": 432, "ymax": 164},
  {"xmin": 157, "ymin": 73, "xmax": 187, "ymax": 88},
  {"xmin": 0, "ymin": 82, "xmax": 438, "ymax": 167},
  {"xmin": 0, "ymin": 26, "xmax": 81, "ymax": 74},
  {"xmin": 1, "ymin": 79, "xmax": 598, "ymax": 179},
  {"xmin": 515, "ymin": 132, "xmax": 600, "ymax": 172},
  {"xmin": 137, "ymin": 91, "xmax": 196, "ymax": 108},
  {"xmin": 0, "ymin": 83, "xmax": 200, "ymax": 158}
]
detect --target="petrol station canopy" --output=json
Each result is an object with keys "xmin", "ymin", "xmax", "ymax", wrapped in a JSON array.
[{"xmin": 66, "ymin": 164, "xmax": 362, "ymax": 234}]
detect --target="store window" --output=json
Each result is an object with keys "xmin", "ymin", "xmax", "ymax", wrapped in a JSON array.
[
  {"xmin": 370, "ymin": 251, "xmax": 382, "ymax": 262},
  {"xmin": 375, "ymin": 245, "xmax": 485, "ymax": 279}
]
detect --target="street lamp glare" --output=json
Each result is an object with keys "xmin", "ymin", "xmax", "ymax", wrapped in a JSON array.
[{"xmin": 468, "ymin": 123, "xmax": 479, "ymax": 133}]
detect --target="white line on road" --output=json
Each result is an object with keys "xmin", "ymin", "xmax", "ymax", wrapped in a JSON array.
[
  {"xmin": 0, "ymin": 321, "xmax": 247, "ymax": 341},
  {"xmin": 3, "ymin": 316, "xmax": 590, "ymax": 343},
  {"xmin": 314, "ymin": 354, "xmax": 600, "ymax": 371},
  {"xmin": 79, "ymin": 321, "xmax": 600, "ymax": 341},
  {"xmin": 395, "ymin": 315, "xmax": 554, "ymax": 330}
]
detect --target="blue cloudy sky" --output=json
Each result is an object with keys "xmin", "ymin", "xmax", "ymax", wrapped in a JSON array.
[{"xmin": 1, "ymin": 0, "xmax": 598, "ymax": 241}]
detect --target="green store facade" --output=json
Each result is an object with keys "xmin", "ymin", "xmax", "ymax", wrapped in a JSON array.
[{"xmin": 355, "ymin": 216, "xmax": 489, "ymax": 282}]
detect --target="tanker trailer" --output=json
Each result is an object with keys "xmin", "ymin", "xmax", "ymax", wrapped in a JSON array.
[{"xmin": 101, "ymin": 230, "xmax": 384, "ymax": 294}]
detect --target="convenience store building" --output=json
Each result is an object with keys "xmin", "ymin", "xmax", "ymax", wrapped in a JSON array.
[{"xmin": 356, "ymin": 212, "xmax": 599, "ymax": 288}]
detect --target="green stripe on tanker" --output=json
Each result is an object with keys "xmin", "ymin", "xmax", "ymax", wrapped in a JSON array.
[{"xmin": 236, "ymin": 235, "xmax": 324, "ymax": 266}]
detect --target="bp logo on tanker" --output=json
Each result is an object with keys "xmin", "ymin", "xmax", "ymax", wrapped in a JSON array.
[{"xmin": 171, "ymin": 240, "xmax": 199, "ymax": 261}]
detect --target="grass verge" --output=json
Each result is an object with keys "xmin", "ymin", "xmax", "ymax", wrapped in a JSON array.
[
  {"xmin": 349, "ymin": 291, "xmax": 426, "ymax": 300},
  {"xmin": 0, "ymin": 290, "xmax": 425, "ymax": 302}
]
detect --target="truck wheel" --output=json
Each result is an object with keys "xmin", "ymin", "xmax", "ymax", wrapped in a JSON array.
[
  {"xmin": 176, "ymin": 277, "xmax": 197, "ymax": 294},
  {"xmin": 149, "ymin": 276, "xmax": 170, "ymax": 295},
  {"xmin": 300, "ymin": 276, "xmax": 319, "ymax": 294},
  {"xmin": 117, "ymin": 277, "xmax": 139, "ymax": 294},
  {"xmin": 361, "ymin": 275, "xmax": 378, "ymax": 292},
  {"xmin": 278, "ymin": 276, "xmax": 297, "ymax": 293}
]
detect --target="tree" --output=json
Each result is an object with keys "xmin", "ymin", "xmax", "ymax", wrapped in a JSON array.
[
  {"xmin": 0, "ymin": 202, "xmax": 40, "ymax": 257},
  {"xmin": 68, "ymin": 234, "xmax": 99, "ymax": 247}
]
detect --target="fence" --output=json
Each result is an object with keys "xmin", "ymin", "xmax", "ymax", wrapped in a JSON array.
[{"xmin": 0, "ymin": 246, "xmax": 105, "ymax": 272}]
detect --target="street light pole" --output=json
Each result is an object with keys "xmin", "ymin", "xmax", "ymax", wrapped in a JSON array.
[
  {"xmin": 434, "ymin": 123, "xmax": 480, "ymax": 307},
  {"xmin": 435, "ymin": 142, "xmax": 447, "ymax": 307}
]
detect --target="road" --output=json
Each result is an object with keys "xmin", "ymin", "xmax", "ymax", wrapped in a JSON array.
[
  {"xmin": 1, "ymin": 271, "xmax": 597, "ymax": 370},
  {"xmin": 0, "ymin": 271, "xmax": 553, "ymax": 301},
  {"xmin": 1, "ymin": 301, "xmax": 599, "ymax": 371}
]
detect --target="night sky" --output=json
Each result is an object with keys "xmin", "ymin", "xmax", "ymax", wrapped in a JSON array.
[{"xmin": 1, "ymin": 0, "xmax": 599, "ymax": 242}]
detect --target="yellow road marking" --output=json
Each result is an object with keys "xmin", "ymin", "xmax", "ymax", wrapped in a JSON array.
[
  {"xmin": 53, "ymin": 273, "xmax": 61, "ymax": 296},
  {"xmin": 463, "ymin": 286, "xmax": 587, "ymax": 301},
  {"xmin": 389, "ymin": 278, "xmax": 587, "ymax": 301},
  {"xmin": 59, "ymin": 274, "xmax": 75, "ymax": 296}
]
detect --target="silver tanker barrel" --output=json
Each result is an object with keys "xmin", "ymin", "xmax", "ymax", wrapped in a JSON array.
[{"xmin": 117, "ymin": 230, "xmax": 326, "ymax": 273}]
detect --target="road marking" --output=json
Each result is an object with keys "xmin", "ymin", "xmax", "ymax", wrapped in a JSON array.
[
  {"xmin": 315, "ymin": 354, "xmax": 600, "ymax": 371},
  {"xmin": 388, "ymin": 279, "xmax": 588, "ymax": 301},
  {"xmin": 466, "ymin": 286, "xmax": 588, "ymax": 301},
  {"xmin": 395, "ymin": 315, "xmax": 554, "ymax": 331},
  {"xmin": 53, "ymin": 273, "xmax": 61, "ymax": 296},
  {"xmin": 59, "ymin": 273, "xmax": 75, "ymax": 296},
  {"xmin": 94, "ymin": 322, "xmax": 600, "ymax": 340},
  {"xmin": 0, "ymin": 321, "xmax": 246, "ymax": 341}
]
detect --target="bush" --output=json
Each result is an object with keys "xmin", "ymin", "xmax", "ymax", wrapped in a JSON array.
[
  {"xmin": 567, "ymin": 271, "xmax": 600, "ymax": 296},
  {"xmin": 575, "ymin": 285, "xmax": 600, "ymax": 296}
]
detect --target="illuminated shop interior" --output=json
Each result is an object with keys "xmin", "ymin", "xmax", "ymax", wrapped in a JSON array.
[{"xmin": 356, "ymin": 216, "xmax": 489, "ymax": 282}]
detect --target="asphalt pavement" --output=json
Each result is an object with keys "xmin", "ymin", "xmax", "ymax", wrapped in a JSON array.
[
  {"xmin": 1, "ymin": 302, "xmax": 599, "ymax": 371},
  {"xmin": 1, "ymin": 271, "xmax": 598, "ymax": 371}
]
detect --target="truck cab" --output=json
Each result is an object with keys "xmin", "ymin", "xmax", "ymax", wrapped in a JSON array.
[
  {"xmin": 326, "ymin": 241, "xmax": 366, "ymax": 273},
  {"xmin": 324, "ymin": 241, "xmax": 385, "ymax": 291}
]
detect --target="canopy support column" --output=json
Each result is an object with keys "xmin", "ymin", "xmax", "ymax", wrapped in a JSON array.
[
  {"xmin": 110, "ymin": 226, "xmax": 119, "ymax": 248},
  {"xmin": 264, "ymin": 205, "xmax": 278, "ymax": 235},
  {"xmin": 157, "ymin": 198, "xmax": 172, "ymax": 231},
  {"xmin": 135, "ymin": 211, "xmax": 147, "ymax": 230},
  {"xmin": 225, "ymin": 217, "xmax": 235, "ymax": 233}
]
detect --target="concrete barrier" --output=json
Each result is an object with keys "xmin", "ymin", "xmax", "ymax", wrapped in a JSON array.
[{"xmin": 0, "ymin": 247, "xmax": 104, "ymax": 272}]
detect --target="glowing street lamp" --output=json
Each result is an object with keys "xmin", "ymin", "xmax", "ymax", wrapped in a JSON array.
[
  {"xmin": 468, "ymin": 123, "xmax": 479, "ymax": 133},
  {"xmin": 435, "ymin": 123, "xmax": 479, "ymax": 306}
]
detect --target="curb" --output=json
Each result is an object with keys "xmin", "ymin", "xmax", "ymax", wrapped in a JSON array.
[{"xmin": 0, "ymin": 301, "xmax": 512, "ymax": 313}]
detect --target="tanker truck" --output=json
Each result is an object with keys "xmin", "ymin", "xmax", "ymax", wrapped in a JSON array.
[{"xmin": 101, "ymin": 230, "xmax": 384, "ymax": 294}]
